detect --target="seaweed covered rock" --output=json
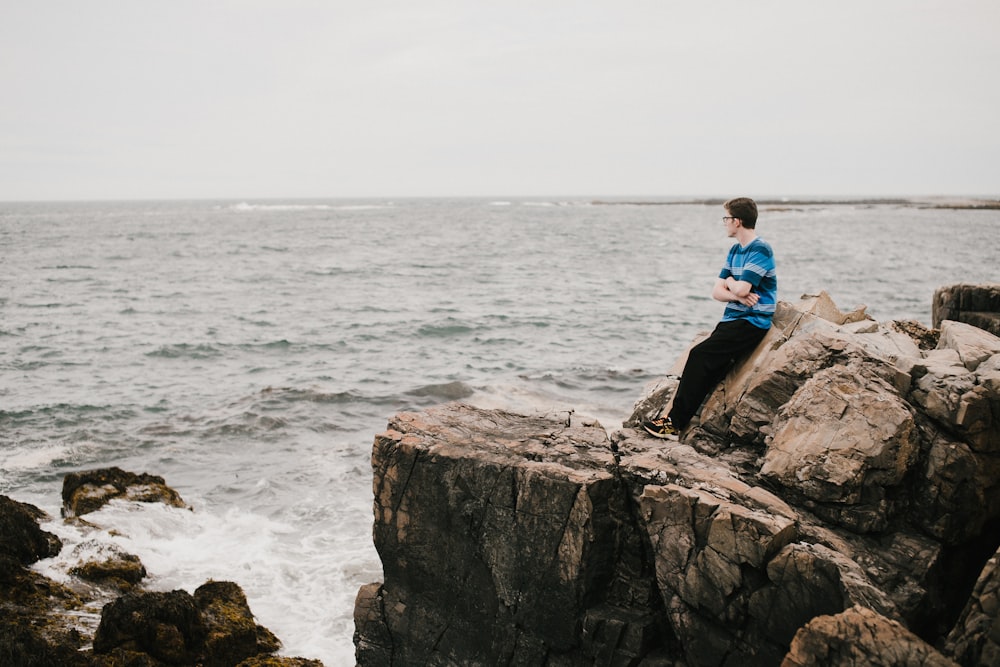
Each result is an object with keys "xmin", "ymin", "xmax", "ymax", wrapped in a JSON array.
[
  {"xmin": 69, "ymin": 541, "xmax": 147, "ymax": 590},
  {"xmin": 92, "ymin": 581, "xmax": 294, "ymax": 667},
  {"xmin": 0, "ymin": 496, "xmax": 88, "ymax": 666},
  {"xmin": 62, "ymin": 467, "xmax": 187, "ymax": 517},
  {"xmin": 92, "ymin": 589, "xmax": 206, "ymax": 663},
  {"xmin": 0, "ymin": 494, "xmax": 62, "ymax": 564}
]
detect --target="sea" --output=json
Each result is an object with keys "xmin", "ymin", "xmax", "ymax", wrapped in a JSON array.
[{"xmin": 1, "ymin": 197, "xmax": 997, "ymax": 663}]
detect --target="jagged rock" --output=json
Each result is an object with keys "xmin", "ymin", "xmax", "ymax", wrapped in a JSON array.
[
  {"xmin": 0, "ymin": 622, "xmax": 90, "ymax": 667},
  {"xmin": 0, "ymin": 497, "xmax": 88, "ymax": 666},
  {"xmin": 356, "ymin": 406, "xmax": 666, "ymax": 665},
  {"xmin": 938, "ymin": 320, "xmax": 1000, "ymax": 372},
  {"xmin": 92, "ymin": 581, "xmax": 292, "ymax": 667},
  {"xmin": 0, "ymin": 494, "xmax": 63, "ymax": 564},
  {"xmin": 782, "ymin": 605, "xmax": 959, "ymax": 666},
  {"xmin": 945, "ymin": 546, "xmax": 1000, "ymax": 667},
  {"xmin": 69, "ymin": 541, "xmax": 147, "ymax": 589},
  {"xmin": 93, "ymin": 589, "xmax": 207, "ymax": 663},
  {"xmin": 356, "ymin": 291, "xmax": 1000, "ymax": 666},
  {"xmin": 62, "ymin": 467, "xmax": 187, "ymax": 517},
  {"xmin": 933, "ymin": 283, "xmax": 1000, "ymax": 336},
  {"xmin": 196, "ymin": 580, "xmax": 272, "ymax": 667},
  {"xmin": 617, "ymin": 435, "xmax": 903, "ymax": 666},
  {"xmin": 236, "ymin": 657, "xmax": 325, "ymax": 667},
  {"xmin": 760, "ymin": 362, "xmax": 920, "ymax": 534}
]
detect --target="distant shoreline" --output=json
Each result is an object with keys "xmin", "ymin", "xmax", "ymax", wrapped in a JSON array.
[{"xmin": 591, "ymin": 197, "xmax": 1000, "ymax": 210}]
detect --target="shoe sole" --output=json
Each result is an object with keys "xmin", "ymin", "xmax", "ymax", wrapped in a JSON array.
[{"xmin": 642, "ymin": 424, "xmax": 678, "ymax": 440}]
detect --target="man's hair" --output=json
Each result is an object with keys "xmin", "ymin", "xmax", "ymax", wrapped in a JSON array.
[{"xmin": 725, "ymin": 197, "xmax": 758, "ymax": 229}]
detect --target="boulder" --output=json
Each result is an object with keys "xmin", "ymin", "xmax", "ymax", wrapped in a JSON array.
[
  {"xmin": 760, "ymin": 363, "xmax": 920, "ymax": 533},
  {"xmin": 62, "ymin": 467, "xmax": 188, "ymax": 517},
  {"xmin": 196, "ymin": 580, "xmax": 277, "ymax": 667},
  {"xmin": 0, "ymin": 494, "xmax": 63, "ymax": 564},
  {"xmin": 356, "ymin": 291, "xmax": 1000, "ymax": 666},
  {"xmin": 0, "ymin": 496, "xmax": 88, "ymax": 666},
  {"xmin": 933, "ymin": 283, "xmax": 1000, "ymax": 336},
  {"xmin": 69, "ymin": 541, "xmax": 147, "ymax": 589},
  {"xmin": 92, "ymin": 589, "xmax": 207, "ymax": 663},
  {"xmin": 92, "ymin": 581, "xmax": 293, "ymax": 667},
  {"xmin": 356, "ymin": 405, "xmax": 668, "ymax": 665},
  {"xmin": 782, "ymin": 605, "xmax": 959, "ymax": 666}
]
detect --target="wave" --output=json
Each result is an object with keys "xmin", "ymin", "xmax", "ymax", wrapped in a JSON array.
[
  {"xmin": 145, "ymin": 343, "xmax": 222, "ymax": 359},
  {"xmin": 417, "ymin": 322, "xmax": 476, "ymax": 337},
  {"xmin": 228, "ymin": 202, "xmax": 395, "ymax": 212},
  {"xmin": 0, "ymin": 443, "xmax": 73, "ymax": 472},
  {"xmin": 254, "ymin": 386, "xmax": 373, "ymax": 405},
  {"xmin": 405, "ymin": 381, "xmax": 475, "ymax": 401}
]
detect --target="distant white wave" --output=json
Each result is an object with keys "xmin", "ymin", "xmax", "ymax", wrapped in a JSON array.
[
  {"xmin": 228, "ymin": 202, "xmax": 394, "ymax": 212},
  {"xmin": 489, "ymin": 200, "xmax": 584, "ymax": 208}
]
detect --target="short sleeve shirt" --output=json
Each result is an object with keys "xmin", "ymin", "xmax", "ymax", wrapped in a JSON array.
[{"xmin": 719, "ymin": 237, "xmax": 777, "ymax": 330}]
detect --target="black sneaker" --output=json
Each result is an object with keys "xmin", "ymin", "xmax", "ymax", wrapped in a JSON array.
[{"xmin": 642, "ymin": 417, "xmax": 679, "ymax": 439}]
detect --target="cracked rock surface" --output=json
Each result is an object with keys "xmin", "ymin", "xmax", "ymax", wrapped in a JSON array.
[{"xmin": 355, "ymin": 292, "xmax": 1000, "ymax": 666}]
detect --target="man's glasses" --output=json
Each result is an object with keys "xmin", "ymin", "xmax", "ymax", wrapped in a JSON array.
[{"xmin": 722, "ymin": 216, "xmax": 738, "ymax": 223}]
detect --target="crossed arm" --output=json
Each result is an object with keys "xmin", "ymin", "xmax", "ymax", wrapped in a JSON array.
[{"xmin": 712, "ymin": 276, "xmax": 760, "ymax": 307}]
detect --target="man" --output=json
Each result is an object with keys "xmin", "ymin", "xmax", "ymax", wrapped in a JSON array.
[{"xmin": 642, "ymin": 197, "xmax": 777, "ymax": 439}]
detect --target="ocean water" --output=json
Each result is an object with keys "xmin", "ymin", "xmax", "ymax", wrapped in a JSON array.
[{"xmin": 1, "ymin": 197, "xmax": 997, "ymax": 663}]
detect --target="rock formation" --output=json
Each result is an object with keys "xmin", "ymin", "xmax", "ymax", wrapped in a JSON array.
[
  {"xmin": 933, "ymin": 283, "xmax": 1000, "ymax": 337},
  {"xmin": 62, "ymin": 466, "xmax": 188, "ymax": 517},
  {"xmin": 1, "ymin": 468, "xmax": 324, "ymax": 667},
  {"xmin": 355, "ymin": 292, "xmax": 1000, "ymax": 666}
]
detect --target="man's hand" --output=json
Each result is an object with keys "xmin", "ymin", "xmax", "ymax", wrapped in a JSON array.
[{"xmin": 713, "ymin": 277, "xmax": 758, "ymax": 305}]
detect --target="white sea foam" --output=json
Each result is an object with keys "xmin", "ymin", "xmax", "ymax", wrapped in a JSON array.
[
  {"xmin": 0, "ymin": 443, "xmax": 71, "ymax": 471},
  {"xmin": 36, "ymin": 497, "xmax": 376, "ymax": 664}
]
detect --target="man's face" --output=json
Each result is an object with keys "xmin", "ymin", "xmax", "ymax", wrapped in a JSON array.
[{"xmin": 723, "ymin": 212, "xmax": 741, "ymax": 238}]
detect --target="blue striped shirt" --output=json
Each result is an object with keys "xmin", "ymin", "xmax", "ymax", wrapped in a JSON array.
[{"xmin": 719, "ymin": 237, "xmax": 777, "ymax": 330}]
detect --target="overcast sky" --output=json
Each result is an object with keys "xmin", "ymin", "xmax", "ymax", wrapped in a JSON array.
[{"xmin": 2, "ymin": 1, "xmax": 997, "ymax": 201}]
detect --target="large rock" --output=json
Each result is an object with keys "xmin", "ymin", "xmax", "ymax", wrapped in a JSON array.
[
  {"xmin": 782, "ymin": 605, "xmax": 959, "ymax": 666},
  {"xmin": 355, "ymin": 406, "xmax": 670, "ymax": 665},
  {"xmin": 62, "ymin": 467, "xmax": 187, "ymax": 517},
  {"xmin": 69, "ymin": 541, "xmax": 147, "ymax": 590},
  {"xmin": 356, "ymin": 292, "xmax": 1000, "ymax": 666},
  {"xmin": 0, "ymin": 496, "xmax": 87, "ymax": 666},
  {"xmin": 0, "ymin": 494, "xmax": 63, "ymax": 564},
  {"xmin": 933, "ymin": 283, "xmax": 1000, "ymax": 336},
  {"xmin": 92, "ymin": 581, "xmax": 288, "ymax": 666}
]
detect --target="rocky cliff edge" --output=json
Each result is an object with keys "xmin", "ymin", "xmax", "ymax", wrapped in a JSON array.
[{"xmin": 354, "ymin": 291, "xmax": 1000, "ymax": 666}]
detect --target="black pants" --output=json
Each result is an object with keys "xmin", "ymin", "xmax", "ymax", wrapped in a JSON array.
[{"xmin": 668, "ymin": 319, "xmax": 769, "ymax": 429}]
